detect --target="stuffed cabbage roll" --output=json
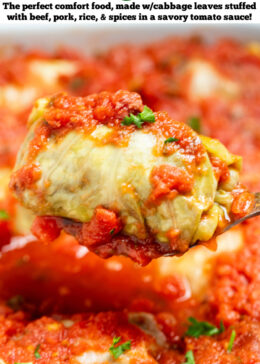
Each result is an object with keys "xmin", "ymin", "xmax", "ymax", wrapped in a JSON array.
[{"xmin": 10, "ymin": 90, "xmax": 254, "ymax": 265}]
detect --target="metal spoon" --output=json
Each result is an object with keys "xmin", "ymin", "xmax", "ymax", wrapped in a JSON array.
[
  {"xmin": 223, "ymin": 192, "xmax": 260, "ymax": 232},
  {"xmin": 164, "ymin": 192, "xmax": 260, "ymax": 257}
]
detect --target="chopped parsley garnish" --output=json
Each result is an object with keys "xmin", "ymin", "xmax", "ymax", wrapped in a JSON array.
[
  {"xmin": 110, "ymin": 228, "xmax": 115, "ymax": 235},
  {"xmin": 69, "ymin": 77, "xmax": 85, "ymax": 91},
  {"xmin": 183, "ymin": 350, "xmax": 195, "ymax": 364},
  {"xmin": 122, "ymin": 113, "xmax": 142, "ymax": 128},
  {"xmin": 7, "ymin": 295, "xmax": 24, "ymax": 311},
  {"xmin": 109, "ymin": 336, "xmax": 131, "ymax": 359},
  {"xmin": 227, "ymin": 329, "xmax": 236, "ymax": 353},
  {"xmin": 34, "ymin": 344, "xmax": 41, "ymax": 359},
  {"xmin": 122, "ymin": 105, "xmax": 155, "ymax": 128},
  {"xmin": 139, "ymin": 105, "xmax": 155, "ymax": 123},
  {"xmin": 0, "ymin": 209, "xmax": 9, "ymax": 220},
  {"xmin": 164, "ymin": 137, "xmax": 179, "ymax": 144},
  {"xmin": 188, "ymin": 116, "xmax": 201, "ymax": 133},
  {"xmin": 186, "ymin": 317, "xmax": 225, "ymax": 338},
  {"xmin": 219, "ymin": 320, "xmax": 225, "ymax": 333}
]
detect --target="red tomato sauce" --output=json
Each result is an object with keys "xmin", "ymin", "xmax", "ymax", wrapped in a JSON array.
[
  {"xmin": 9, "ymin": 163, "xmax": 42, "ymax": 197},
  {"xmin": 27, "ymin": 90, "xmax": 207, "ymax": 162},
  {"xmin": 209, "ymin": 155, "xmax": 230, "ymax": 183},
  {"xmin": 149, "ymin": 164, "xmax": 194, "ymax": 205},
  {"xmin": 0, "ymin": 37, "xmax": 260, "ymax": 362},
  {"xmin": 31, "ymin": 214, "xmax": 177, "ymax": 266}
]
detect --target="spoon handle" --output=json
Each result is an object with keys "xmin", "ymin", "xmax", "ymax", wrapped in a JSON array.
[{"xmin": 223, "ymin": 192, "xmax": 260, "ymax": 232}]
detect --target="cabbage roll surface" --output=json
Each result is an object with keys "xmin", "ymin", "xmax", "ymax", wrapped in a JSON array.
[{"xmin": 10, "ymin": 91, "xmax": 254, "ymax": 264}]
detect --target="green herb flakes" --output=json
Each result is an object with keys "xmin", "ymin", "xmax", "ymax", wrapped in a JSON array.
[
  {"xmin": 183, "ymin": 350, "xmax": 195, "ymax": 364},
  {"xmin": 0, "ymin": 209, "xmax": 9, "ymax": 220},
  {"xmin": 186, "ymin": 317, "xmax": 225, "ymax": 338},
  {"xmin": 227, "ymin": 330, "xmax": 236, "ymax": 353},
  {"xmin": 109, "ymin": 336, "xmax": 131, "ymax": 359},
  {"xmin": 164, "ymin": 137, "xmax": 179, "ymax": 144},
  {"xmin": 7, "ymin": 295, "xmax": 24, "ymax": 311},
  {"xmin": 34, "ymin": 344, "xmax": 41, "ymax": 359},
  {"xmin": 122, "ymin": 105, "xmax": 155, "ymax": 128},
  {"xmin": 188, "ymin": 116, "xmax": 201, "ymax": 133}
]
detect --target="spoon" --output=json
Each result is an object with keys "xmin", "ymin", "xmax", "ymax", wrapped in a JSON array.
[
  {"xmin": 163, "ymin": 192, "xmax": 260, "ymax": 257},
  {"xmin": 223, "ymin": 192, "xmax": 260, "ymax": 232}
]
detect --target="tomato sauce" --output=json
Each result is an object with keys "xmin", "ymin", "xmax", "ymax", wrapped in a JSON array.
[
  {"xmin": 9, "ymin": 163, "xmax": 42, "ymax": 197},
  {"xmin": 28, "ymin": 91, "xmax": 206, "ymax": 162},
  {"xmin": 0, "ymin": 36, "xmax": 260, "ymax": 362},
  {"xmin": 32, "ymin": 214, "xmax": 177, "ymax": 266},
  {"xmin": 149, "ymin": 164, "xmax": 194, "ymax": 205},
  {"xmin": 209, "ymin": 155, "xmax": 230, "ymax": 183}
]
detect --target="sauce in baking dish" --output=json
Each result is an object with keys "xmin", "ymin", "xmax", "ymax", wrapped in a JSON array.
[{"xmin": 0, "ymin": 36, "xmax": 260, "ymax": 362}]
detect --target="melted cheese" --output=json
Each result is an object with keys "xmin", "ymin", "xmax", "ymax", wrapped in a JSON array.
[
  {"xmin": 29, "ymin": 60, "xmax": 76, "ymax": 86},
  {"xmin": 75, "ymin": 345, "xmax": 157, "ymax": 364},
  {"xmin": 76, "ymin": 351, "xmax": 111, "ymax": 364},
  {"xmin": 187, "ymin": 60, "xmax": 239, "ymax": 100},
  {"xmin": 0, "ymin": 60, "xmax": 76, "ymax": 112}
]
